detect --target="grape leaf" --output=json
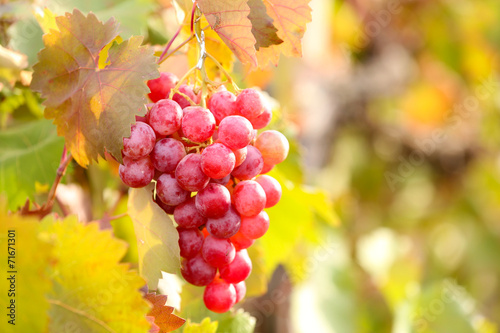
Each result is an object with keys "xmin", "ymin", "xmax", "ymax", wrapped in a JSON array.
[
  {"xmin": 197, "ymin": 0, "xmax": 258, "ymax": 68},
  {"xmin": 255, "ymin": 0, "xmax": 312, "ymax": 67},
  {"xmin": 145, "ymin": 293, "xmax": 186, "ymax": 332},
  {"xmin": 183, "ymin": 318, "xmax": 218, "ymax": 333},
  {"xmin": 0, "ymin": 119, "xmax": 65, "ymax": 210},
  {"xmin": 39, "ymin": 215, "xmax": 151, "ymax": 332},
  {"xmin": 31, "ymin": 9, "xmax": 159, "ymax": 167},
  {"xmin": 247, "ymin": 0, "xmax": 283, "ymax": 50},
  {"xmin": 128, "ymin": 184, "xmax": 181, "ymax": 290},
  {"xmin": 1, "ymin": 209, "xmax": 52, "ymax": 332}
]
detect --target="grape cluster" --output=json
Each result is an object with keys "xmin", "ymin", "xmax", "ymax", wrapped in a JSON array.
[{"xmin": 119, "ymin": 72, "xmax": 289, "ymax": 313}]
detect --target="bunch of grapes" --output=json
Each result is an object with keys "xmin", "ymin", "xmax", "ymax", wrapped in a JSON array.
[{"xmin": 119, "ymin": 72, "xmax": 289, "ymax": 313}]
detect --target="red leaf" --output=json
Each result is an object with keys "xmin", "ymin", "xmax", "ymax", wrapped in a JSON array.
[
  {"xmin": 145, "ymin": 293, "xmax": 186, "ymax": 332},
  {"xmin": 248, "ymin": 0, "xmax": 283, "ymax": 50}
]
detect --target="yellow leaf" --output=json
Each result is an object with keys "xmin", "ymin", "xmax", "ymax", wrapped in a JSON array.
[{"xmin": 34, "ymin": 7, "xmax": 58, "ymax": 34}]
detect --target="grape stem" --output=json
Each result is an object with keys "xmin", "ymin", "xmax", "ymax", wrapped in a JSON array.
[
  {"xmin": 42, "ymin": 147, "xmax": 73, "ymax": 214},
  {"xmin": 157, "ymin": 23, "xmax": 182, "ymax": 64},
  {"xmin": 169, "ymin": 66, "xmax": 198, "ymax": 100},
  {"xmin": 205, "ymin": 52, "xmax": 240, "ymax": 92}
]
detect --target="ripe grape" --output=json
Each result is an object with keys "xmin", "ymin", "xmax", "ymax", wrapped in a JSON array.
[
  {"xmin": 147, "ymin": 72, "xmax": 178, "ymax": 102},
  {"xmin": 255, "ymin": 175, "xmax": 282, "ymax": 208},
  {"xmin": 148, "ymin": 99, "xmax": 183, "ymax": 136},
  {"xmin": 195, "ymin": 183, "xmax": 231, "ymax": 218},
  {"xmin": 247, "ymin": 105, "xmax": 272, "ymax": 129},
  {"xmin": 203, "ymin": 278, "xmax": 236, "ymax": 313},
  {"xmin": 201, "ymin": 143, "xmax": 235, "ymax": 179},
  {"xmin": 233, "ymin": 146, "xmax": 248, "ymax": 167},
  {"xmin": 233, "ymin": 180, "xmax": 266, "ymax": 217},
  {"xmin": 239, "ymin": 211, "xmax": 270, "ymax": 239},
  {"xmin": 173, "ymin": 197, "xmax": 207, "ymax": 229},
  {"xmin": 175, "ymin": 154, "xmax": 210, "ymax": 192},
  {"xmin": 156, "ymin": 173, "xmax": 190, "ymax": 206},
  {"xmin": 208, "ymin": 90, "xmax": 237, "ymax": 124},
  {"xmin": 181, "ymin": 254, "xmax": 217, "ymax": 286},
  {"xmin": 210, "ymin": 174, "xmax": 231, "ymax": 185},
  {"xmin": 219, "ymin": 249, "xmax": 252, "ymax": 284},
  {"xmin": 231, "ymin": 145, "xmax": 263, "ymax": 180},
  {"xmin": 230, "ymin": 230, "xmax": 255, "ymax": 250},
  {"xmin": 123, "ymin": 122, "xmax": 156, "ymax": 159},
  {"xmin": 119, "ymin": 156, "xmax": 155, "ymax": 188},
  {"xmin": 177, "ymin": 227, "xmax": 204, "ymax": 258},
  {"xmin": 260, "ymin": 163, "xmax": 275, "ymax": 174},
  {"xmin": 173, "ymin": 84, "xmax": 199, "ymax": 109},
  {"xmin": 151, "ymin": 138, "xmax": 186, "ymax": 173},
  {"xmin": 155, "ymin": 196, "xmax": 176, "ymax": 215},
  {"xmin": 202, "ymin": 235, "xmax": 236, "ymax": 267},
  {"xmin": 181, "ymin": 106, "xmax": 216, "ymax": 143},
  {"xmin": 218, "ymin": 116, "xmax": 254, "ymax": 150},
  {"xmin": 234, "ymin": 281, "xmax": 246, "ymax": 303},
  {"xmin": 254, "ymin": 130, "xmax": 289, "ymax": 165},
  {"xmin": 236, "ymin": 88, "xmax": 265, "ymax": 119},
  {"xmin": 206, "ymin": 206, "xmax": 241, "ymax": 239}
]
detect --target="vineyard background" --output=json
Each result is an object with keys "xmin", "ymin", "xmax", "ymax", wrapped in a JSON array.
[{"xmin": 1, "ymin": 0, "xmax": 500, "ymax": 332}]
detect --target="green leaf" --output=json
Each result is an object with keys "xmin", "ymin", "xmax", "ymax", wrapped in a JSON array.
[
  {"xmin": 183, "ymin": 318, "xmax": 218, "ymax": 333},
  {"xmin": 247, "ymin": 0, "xmax": 283, "ymax": 50},
  {"xmin": 40, "ymin": 215, "xmax": 151, "ymax": 332},
  {"xmin": 128, "ymin": 184, "xmax": 181, "ymax": 290},
  {"xmin": 31, "ymin": 9, "xmax": 159, "ymax": 167},
  {"xmin": 0, "ymin": 119, "xmax": 65, "ymax": 210},
  {"xmin": 0, "ymin": 210, "xmax": 52, "ymax": 332}
]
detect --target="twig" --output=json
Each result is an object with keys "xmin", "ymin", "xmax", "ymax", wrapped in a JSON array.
[
  {"xmin": 42, "ymin": 147, "xmax": 73, "ymax": 213},
  {"xmin": 157, "ymin": 24, "xmax": 182, "ymax": 64}
]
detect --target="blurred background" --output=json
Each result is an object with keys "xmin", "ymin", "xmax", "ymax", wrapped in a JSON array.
[{"xmin": 2, "ymin": 0, "xmax": 500, "ymax": 332}]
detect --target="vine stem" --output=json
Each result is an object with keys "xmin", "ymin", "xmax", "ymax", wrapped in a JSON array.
[
  {"xmin": 157, "ymin": 24, "xmax": 182, "ymax": 64},
  {"xmin": 42, "ymin": 147, "xmax": 73, "ymax": 213}
]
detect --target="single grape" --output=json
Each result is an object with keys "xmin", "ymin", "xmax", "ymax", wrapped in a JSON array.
[
  {"xmin": 231, "ymin": 145, "xmax": 263, "ymax": 180},
  {"xmin": 147, "ymin": 72, "xmax": 178, "ymax": 102},
  {"xmin": 151, "ymin": 138, "xmax": 186, "ymax": 173},
  {"xmin": 148, "ymin": 99, "xmax": 183, "ymax": 136},
  {"xmin": 234, "ymin": 281, "xmax": 246, "ymax": 303},
  {"xmin": 195, "ymin": 183, "xmax": 231, "ymax": 218},
  {"xmin": 208, "ymin": 90, "xmax": 237, "ymax": 124},
  {"xmin": 247, "ymin": 105, "xmax": 272, "ymax": 129},
  {"xmin": 173, "ymin": 197, "xmax": 207, "ymax": 229},
  {"xmin": 173, "ymin": 84, "xmax": 199, "ymax": 109},
  {"xmin": 119, "ymin": 156, "xmax": 155, "ymax": 188},
  {"xmin": 236, "ymin": 88, "xmax": 265, "ymax": 119},
  {"xmin": 219, "ymin": 249, "xmax": 252, "ymax": 284},
  {"xmin": 155, "ymin": 196, "xmax": 176, "ymax": 215},
  {"xmin": 206, "ymin": 206, "xmax": 241, "ymax": 239},
  {"xmin": 233, "ymin": 146, "xmax": 248, "ymax": 167},
  {"xmin": 201, "ymin": 143, "xmax": 235, "ymax": 179},
  {"xmin": 202, "ymin": 235, "xmax": 236, "ymax": 267},
  {"xmin": 177, "ymin": 227, "xmax": 204, "ymax": 259},
  {"xmin": 254, "ymin": 130, "xmax": 289, "ymax": 165},
  {"xmin": 181, "ymin": 106, "xmax": 216, "ymax": 143},
  {"xmin": 181, "ymin": 254, "xmax": 217, "ymax": 286},
  {"xmin": 233, "ymin": 180, "xmax": 266, "ymax": 217},
  {"xmin": 203, "ymin": 278, "xmax": 236, "ymax": 313},
  {"xmin": 123, "ymin": 122, "xmax": 156, "ymax": 159},
  {"xmin": 218, "ymin": 116, "xmax": 254, "ymax": 150},
  {"xmin": 210, "ymin": 174, "xmax": 231, "ymax": 185},
  {"xmin": 230, "ymin": 230, "xmax": 255, "ymax": 250},
  {"xmin": 260, "ymin": 163, "xmax": 275, "ymax": 174},
  {"xmin": 156, "ymin": 173, "xmax": 190, "ymax": 206},
  {"xmin": 239, "ymin": 211, "xmax": 269, "ymax": 239},
  {"xmin": 255, "ymin": 175, "xmax": 282, "ymax": 208},
  {"xmin": 175, "ymin": 154, "xmax": 210, "ymax": 192}
]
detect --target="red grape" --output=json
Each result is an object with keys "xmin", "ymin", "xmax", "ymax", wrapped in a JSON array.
[
  {"xmin": 236, "ymin": 88, "xmax": 265, "ymax": 119},
  {"xmin": 149, "ymin": 99, "xmax": 183, "ymax": 136},
  {"xmin": 247, "ymin": 105, "xmax": 272, "ymax": 129},
  {"xmin": 119, "ymin": 156, "xmax": 155, "ymax": 188},
  {"xmin": 123, "ymin": 122, "xmax": 156, "ymax": 159},
  {"xmin": 203, "ymin": 278, "xmax": 236, "ymax": 313},
  {"xmin": 208, "ymin": 90, "xmax": 237, "ymax": 124},
  {"xmin": 230, "ymin": 230, "xmax": 255, "ymax": 250},
  {"xmin": 210, "ymin": 174, "xmax": 231, "ymax": 185},
  {"xmin": 147, "ymin": 72, "xmax": 178, "ymax": 102},
  {"xmin": 255, "ymin": 175, "xmax": 282, "ymax": 208},
  {"xmin": 202, "ymin": 235, "xmax": 235, "ymax": 267},
  {"xmin": 231, "ymin": 145, "xmax": 263, "ymax": 180},
  {"xmin": 156, "ymin": 173, "xmax": 190, "ymax": 206},
  {"xmin": 173, "ymin": 197, "xmax": 207, "ymax": 229},
  {"xmin": 155, "ymin": 196, "xmax": 176, "ymax": 215},
  {"xmin": 219, "ymin": 249, "xmax": 252, "ymax": 284},
  {"xmin": 175, "ymin": 154, "xmax": 210, "ymax": 192},
  {"xmin": 177, "ymin": 227, "xmax": 204, "ymax": 258},
  {"xmin": 218, "ymin": 116, "xmax": 253, "ymax": 150},
  {"xmin": 239, "ymin": 211, "xmax": 269, "ymax": 239},
  {"xmin": 254, "ymin": 130, "xmax": 289, "ymax": 165},
  {"xmin": 151, "ymin": 138, "xmax": 186, "ymax": 173},
  {"xmin": 206, "ymin": 206, "xmax": 241, "ymax": 239},
  {"xmin": 234, "ymin": 281, "xmax": 246, "ymax": 303},
  {"xmin": 233, "ymin": 146, "xmax": 248, "ymax": 167},
  {"xmin": 233, "ymin": 180, "xmax": 266, "ymax": 217},
  {"xmin": 201, "ymin": 143, "xmax": 235, "ymax": 179},
  {"xmin": 173, "ymin": 84, "xmax": 198, "ymax": 108},
  {"xmin": 181, "ymin": 254, "xmax": 216, "ymax": 286},
  {"xmin": 195, "ymin": 183, "xmax": 231, "ymax": 218},
  {"xmin": 181, "ymin": 106, "xmax": 216, "ymax": 143}
]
